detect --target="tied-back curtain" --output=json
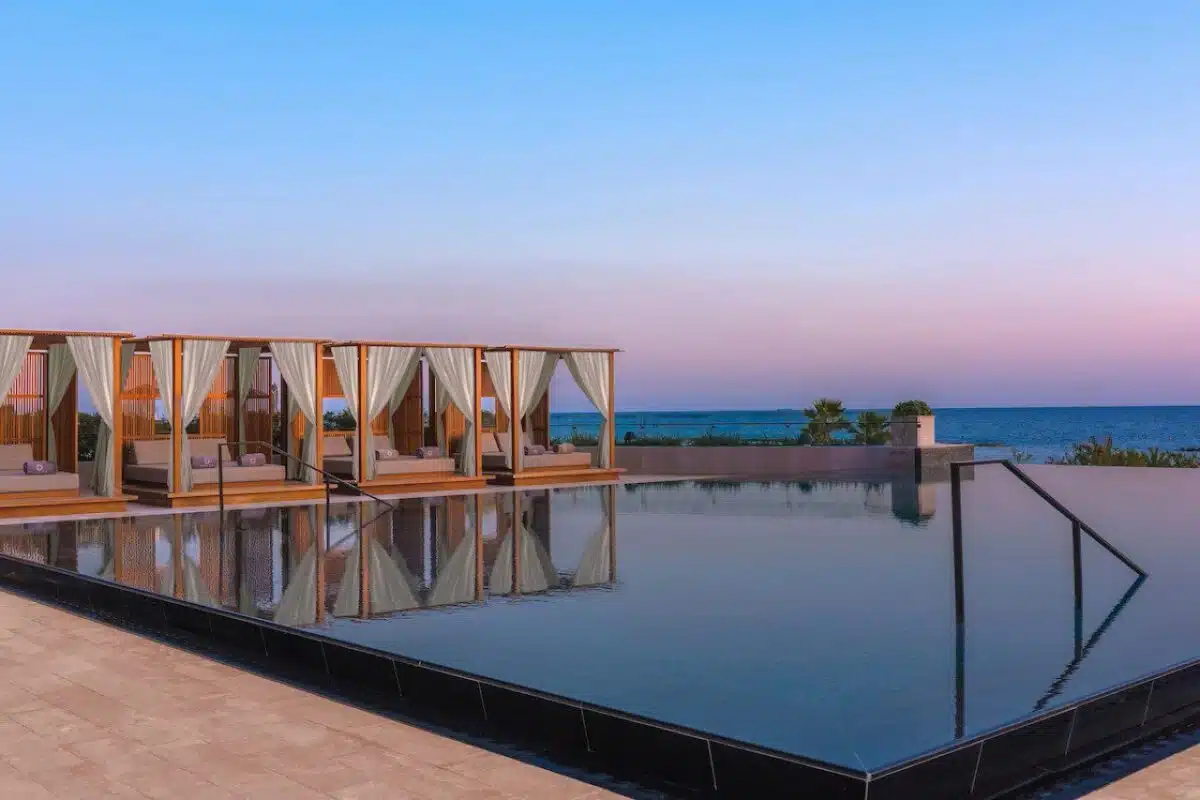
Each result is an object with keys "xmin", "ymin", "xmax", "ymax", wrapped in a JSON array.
[
  {"xmin": 514, "ymin": 350, "xmax": 558, "ymax": 471},
  {"xmin": 179, "ymin": 340, "xmax": 230, "ymax": 491},
  {"xmin": 565, "ymin": 352, "xmax": 612, "ymax": 468},
  {"xmin": 119, "ymin": 342, "xmax": 135, "ymax": 392},
  {"xmin": 66, "ymin": 336, "xmax": 117, "ymax": 496},
  {"xmin": 270, "ymin": 341, "xmax": 319, "ymax": 483},
  {"xmin": 365, "ymin": 346, "xmax": 419, "ymax": 479},
  {"xmin": 235, "ymin": 347, "xmax": 261, "ymax": 455},
  {"xmin": 148, "ymin": 340, "xmax": 175, "ymax": 490},
  {"xmin": 424, "ymin": 348, "xmax": 476, "ymax": 475},
  {"xmin": 483, "ymin": 352, "xmax": 513, "ymax": 467},
  {"xmin": 44, "ymin": 344, "xmax": 76, "ymax": 462},
  {"xmin": 330, "ymin": 346, "xmax": 360, "ymax": 479},
  {"xmin": 0, "ymin": 335, "xmax": 33, "ymax": 408}
]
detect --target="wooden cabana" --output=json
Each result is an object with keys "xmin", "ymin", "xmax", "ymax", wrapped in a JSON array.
[
  {"xmin": 122, "ymin": 334, "xmax": 329, "ymax": 508},
  {"xmin": 481, "ymin": 345, "xmax": 622, "ymax": 486},
  {"xmin": 320, "ymin": 341, "xmax": 488, "ymax": 494},
  {"xmin": 0, "ymin": 329, "xmax": 133, "ymax": 519}
]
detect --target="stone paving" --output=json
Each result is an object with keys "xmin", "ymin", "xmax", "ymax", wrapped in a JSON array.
[
  {"xmin": 0, "ymin": 589, "xmax": 619, "ymax": 799},
  {"xmin": 1083, "ymin": 745, "xmax": 1200, "ymax": 799}
]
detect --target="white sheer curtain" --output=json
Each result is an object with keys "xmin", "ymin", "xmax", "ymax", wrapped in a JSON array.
[
  {"xmin": 483, "ymin": 351, "xmax": 513, "ymax": 467},
  {"xmin": 565, "ymin": 352, "xmax": 613, "ymax": 468},
  {"xmin": 333, "ymin": 537, "xmax": 421, "ymax": 617},
  {"xmin": 330, "ymin": 346, "xmax": 360, "ymax": 479},
  {"xmin": 0, "ymin": 335, "xmax": 33, "ymax": 408},
  {"xmin": 44, "ymin": 344, "xmax": 76, "ymax": 463},
  {"xmin": 235, "ymin": 347, "xmax": 261, "ymax": 454},
  {"xmin": 120, "ymin": 342, "xmax": 135, "ymax": 389},
  {"xmin": 364, "ymin": 346, "xmax": 419, "ymax": 478},
  {"xmin": 575, "ymin": 486, "xmax": 613, "ymax": 586},
  {"xmin": 148, "ymin": 340, "xmax": 175, "ymax": 490},
  {"xmin": 424, "ymin": 347, "xmax": 476, "ymax": 475},
  {"xmin": 179, "ymin": 340, "xmax": 230, "ymax": 491},
  {"xmin": 66, "ymin": 336, "xmax": 117, "ymax": 496},
  {"xmin": 270, "ymin": 341, "xmax": 319, "ymax": 483},
  {"xmin": 274, "ymin": 548, "xmax": 317, "ymax": 626},
  {"xmin": 514, "ymin": 350, "xmax": 558, "ymax": 471}
]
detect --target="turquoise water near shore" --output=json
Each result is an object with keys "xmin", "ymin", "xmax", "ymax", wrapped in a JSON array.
[{"xmin": 549, "ymin": 406, "xmax": 1200, "ymax": 464}]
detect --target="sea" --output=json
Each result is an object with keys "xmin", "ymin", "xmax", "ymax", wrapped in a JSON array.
[{"xmin": 548, "ymin": 406, "xmax": 1200, "ymax": 464}]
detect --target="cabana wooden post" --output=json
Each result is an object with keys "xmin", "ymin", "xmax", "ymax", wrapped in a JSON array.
[
  {"xmin": 482, "ymin": 345, "xmax": 623, "ymax": 486},
  {"xmin": 122, "ymin": 334, "xmax": 329, "ymax": 508},
  {"xmin": 0, "ymin": 329, "xmax": 134, "ymax": 519},
  {"xmin": 320, "ymin": 341, "xmax": 488, "ymax": 495}
]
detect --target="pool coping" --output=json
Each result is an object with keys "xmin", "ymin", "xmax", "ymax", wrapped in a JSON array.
[{"xmin": 3, "ymin": 553, "xmax": 1200, "ymax": 799}]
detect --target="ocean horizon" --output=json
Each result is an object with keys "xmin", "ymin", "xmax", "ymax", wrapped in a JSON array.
[{"xmin": 549, "ymin": 405, "xmax": 1200, "ymax": 464}]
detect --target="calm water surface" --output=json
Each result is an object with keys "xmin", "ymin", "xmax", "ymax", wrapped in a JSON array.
[{"xmin": 3, "ymin": 469, "xmax": 1197, "ymax": 773}]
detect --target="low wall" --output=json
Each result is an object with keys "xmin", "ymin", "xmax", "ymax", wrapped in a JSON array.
[{"xmin": 582, "ymin": 444, "xmax": 974, "ymax": 480}]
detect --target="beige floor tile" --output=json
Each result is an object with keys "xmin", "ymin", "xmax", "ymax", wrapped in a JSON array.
[
  {"xmin": 0, "ymin": 589, "xmax": 619, "ymax": 800},
  {"xmin": 449, "ymin": 752, "xmax": 608, "ymax": 799}
]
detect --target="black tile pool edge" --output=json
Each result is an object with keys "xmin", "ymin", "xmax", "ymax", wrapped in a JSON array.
[{"xmin": 3, "ymin": 556, "xmax": 1200, "ymax": 800}]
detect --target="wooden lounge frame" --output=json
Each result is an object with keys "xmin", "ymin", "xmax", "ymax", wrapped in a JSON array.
[
  {"xmin": 122, "ymin": 334, "xmax": 329, "ymax": 509},
  {"xmin": 0, "ymin": 329, "xmax": 134, "ymax": 519},
  {"xmin": 484, "ymin": 345, "xmax": 623, "ymax": 486},
  {"xmin": 321, "ymin": 341, "xmax": 489, "ymax": 496}
]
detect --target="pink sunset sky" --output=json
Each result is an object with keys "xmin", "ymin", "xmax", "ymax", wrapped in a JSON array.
[{"xmin": 3, "ymin": 3, "xmax": 1199, "ymax": 411}]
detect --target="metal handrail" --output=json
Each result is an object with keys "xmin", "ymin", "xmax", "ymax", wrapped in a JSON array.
[
  {"xmin": 215, "ymin": 440, "xmax": 399, "ymax": 523},
  {"xmin": 950, "ymin": 459, "xmax": 1145, "ymax": 576}
]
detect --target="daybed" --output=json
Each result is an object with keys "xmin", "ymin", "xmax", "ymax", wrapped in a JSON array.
[
  {"xmin": 324, "ymin": 434, "xmax": 457, "ymax": 480},
  {"xmin": 0, "ymin": 444, "xmax": 80, "ymax": 494},
  {"xmin": 481, "ymin": 432, "xmax": 592, "ymax": 472},
  {"xmin": 125, "ymin": 438, "xmax": 286, "ymax": 486}
]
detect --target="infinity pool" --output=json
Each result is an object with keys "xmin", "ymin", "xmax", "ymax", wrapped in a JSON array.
[{"xmin": 0, "ymin": 467, "xmax": 1194, "ymax": 785}]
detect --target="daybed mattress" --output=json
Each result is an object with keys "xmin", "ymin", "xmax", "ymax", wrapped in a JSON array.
[
  {"xmin": 125, "ymin": 463, "xmax": 286, "ymax": 485},
  {"xmin": 0, "ymin": 469, "xmax": 80, "ymax": 493},
  {"xmin": 522, "ymin": 452, "xmax": 593, "ymax": 469},
  {"xmin": 376, "ymin": 456, "xmax": 457, "ymax": 476}
]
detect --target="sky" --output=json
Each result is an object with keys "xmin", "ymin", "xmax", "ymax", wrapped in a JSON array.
[{"xmin": 2, "ymin": 1, "xmax": 1198, "ymax": 410}]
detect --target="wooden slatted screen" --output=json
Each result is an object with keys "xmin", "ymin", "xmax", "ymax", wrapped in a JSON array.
[
  {"xmin": 322, "ymin": 356, "xmax": 344, "ymax": 399},
  {"xmin": 393, "ymin": 368, "xmax": 424, "ymax": 455},
  {"xmin": 51, "ymin": 375, "xmax": 77, "ymax": 471},
  {"xmin": 243, "ymin": 356, "xmax": 274, "ymax": 457},
  {"xmin": 121, "ymin": 352, "xmax": 165, "ymax": 441},
  {"xmin": 0, "ymin": 351, "xmax": 46, "ymax": 459},
  {"xmin": 530, "ymin": 393, "xmax": 549, "ymax": 446},
  {"xmin": 196, "ymin": 357, "xmax": 235, "ymax": 440}
]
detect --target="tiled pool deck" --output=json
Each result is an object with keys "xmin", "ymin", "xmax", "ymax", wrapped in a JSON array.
[
  {"xmin": 0, "ymin": 589, "xmax": 620, "ymax": 799},
  {"xmin": 5, "ymin": 468, "xmax": 1200, "ymax": 798},
  {"xmin": 4, "ymin": 584, "xmax": 1198, "ymax": 800}
]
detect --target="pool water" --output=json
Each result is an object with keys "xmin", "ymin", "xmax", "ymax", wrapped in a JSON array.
[{"xmin": 1, "ymin": 466, "xmax": 1193, "ymax": 775}]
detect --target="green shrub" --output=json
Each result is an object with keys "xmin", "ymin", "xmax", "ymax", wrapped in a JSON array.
[
  {"xmin": 690, "ymin": 432, "xmax": 743, "ymax": 447},
  {"xmin": 852, "ymin": 411, "xmax": 891, "ymax": 445},
  {"xmin": 803, "ymin": 398, "xmax": 851, "ymax": 445},
  {"xmin": 892, "ymin": 400, "xmax": 933, "ymax": 417},
  {"xmin": 78, "ymin": 412, "xmax": 101, "ymax": 462},
  {"xmin": 1050, "ymin": 437, "xmax": 1200, "ymax": 468}
]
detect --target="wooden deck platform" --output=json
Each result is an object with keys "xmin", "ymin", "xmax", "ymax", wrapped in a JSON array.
[
  {"xmin": 489, "ymin": 467, "xmax": 625, "ymax": 487},
  {"xmin": 0, "ymin": 492, "xmax": 131, "ymax": 520},
  {"xmin": 122, "ymin": 480, "xmax": 327, "ymax": 508},
  {"xmin": 339, "ymin": 473, "xmax": 489, "ymax": 497}
]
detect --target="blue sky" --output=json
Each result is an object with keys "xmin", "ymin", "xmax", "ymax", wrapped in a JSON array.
[{"xmin": 2, "ymin": 1, "xmax": 1199, "ymax": 409}]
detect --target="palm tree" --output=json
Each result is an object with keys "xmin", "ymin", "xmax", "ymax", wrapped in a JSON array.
[
  {"xmin": 852, "ymin": 411, "xmax": 890, "ymax": 445},
  {"xmin": 803, "ymin": 398, "xmax": 850, "ymax": 445}
]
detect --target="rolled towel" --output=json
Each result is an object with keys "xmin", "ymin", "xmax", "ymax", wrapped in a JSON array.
[
  {"xmin": 415, "ymin": 446, "xmax": 440, "ymax": 459},
  {"xmin": 190, "ymin": 455, "xmax": 217, "ymax": 469},
  {"xmin": 524, "ymin": 444, "xmax": 547, "ymax": 456},
  {"xmin": 375, "ymin": 448, "xmax": 399, "ymax": 461},
  {"xmin": 23, "ymin": 460, "xmax": 57, "ymax": 475},
  {"xmin": 238, "ymin": 453, "xmax": 267, "ymax": 467},
  {"xmin": 554, "ymin": 443, "xmax": 576, "ymax": 454}
]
